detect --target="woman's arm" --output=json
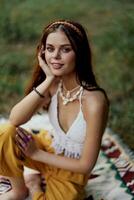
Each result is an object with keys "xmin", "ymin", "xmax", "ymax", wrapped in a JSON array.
[
  {"xmin": 16, "ymin": 91, "xmax": 109, "ymax": 174},
  {"xmin": 9, "ymin": 77, "xmax": 54, "ymax": 127},
  {"xmin": 9, "ymin": 48, "xmax": 55, "ymax": 127}
]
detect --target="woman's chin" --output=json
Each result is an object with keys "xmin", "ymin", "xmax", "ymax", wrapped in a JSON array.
[
  {"xmin": 51, "ymin": 69, "xmax": 64, "ymax": 77},
  {"xmin": 52, "ymin": 72, "xmax": 63, "ymax": 77}
]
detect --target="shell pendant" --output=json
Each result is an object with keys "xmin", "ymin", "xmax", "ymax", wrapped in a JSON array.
[{"xmin": 63, "ymin": 99, "xmax": 68, "ymax": 105}]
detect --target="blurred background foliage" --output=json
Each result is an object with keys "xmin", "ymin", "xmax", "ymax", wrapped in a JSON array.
[{"xmin": 0, "ymin": 0, "xmax": 134, "ymax": 150}]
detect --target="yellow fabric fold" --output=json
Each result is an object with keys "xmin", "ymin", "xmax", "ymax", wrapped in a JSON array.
[{"xmin": 33, "ymin": 191, "xmax": 45, "ymax": 200}]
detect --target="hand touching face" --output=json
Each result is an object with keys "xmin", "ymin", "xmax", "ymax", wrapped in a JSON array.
[{"xmin": 38, "ymin": 45, "xmax": 55, "ymax": 79}]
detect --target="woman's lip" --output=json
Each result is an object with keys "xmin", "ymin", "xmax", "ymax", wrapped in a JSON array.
[
  {"xmin": 51, "ymin": 62, "xmax": 63, "ymax": 65},
  {"xmin": 51, "ymin": 63, "xmax": 64, "ymax": 69}
]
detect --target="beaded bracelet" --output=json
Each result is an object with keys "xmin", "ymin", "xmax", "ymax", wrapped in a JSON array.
[{"xmin": 33, "ymin": 87, "xmax": 45, "ymax": 98}]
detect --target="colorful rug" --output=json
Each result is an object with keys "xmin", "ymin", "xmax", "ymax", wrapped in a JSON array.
[
  {"xmin": 0, "ymin": 113, "xmax": 134, "ymax": 200},
  {"xmin": 85, "ymin": 129, "xmax": 134, "ymax": 200}
]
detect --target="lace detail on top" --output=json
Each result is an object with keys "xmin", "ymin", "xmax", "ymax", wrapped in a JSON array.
[
  {"xmin": 48, "ymin": 84, "xmax": 86, "ymax": 158},
  {"xmin": 51, "ymin": 135, "xmax": 83, "ymax": 159}
]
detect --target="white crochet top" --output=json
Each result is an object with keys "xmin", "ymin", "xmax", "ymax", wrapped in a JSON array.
[{"xmin": 48, "ymin": 85, "xmax": 87, "ymax": 159}]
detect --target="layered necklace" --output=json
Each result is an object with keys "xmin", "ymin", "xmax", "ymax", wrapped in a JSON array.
[{"xmin": 59, "ymin": 80, "xmax": 83, "ymax": 105}]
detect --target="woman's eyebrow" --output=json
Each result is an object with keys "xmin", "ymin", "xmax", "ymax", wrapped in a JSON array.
[{"xmin": 46, "ymin": 43, "xmax": 71, "ymax": 47}]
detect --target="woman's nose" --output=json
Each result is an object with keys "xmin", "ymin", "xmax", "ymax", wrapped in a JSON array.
[{"xmin": 53, "ymin": 49, "xmax": 61, "ymax": 59}]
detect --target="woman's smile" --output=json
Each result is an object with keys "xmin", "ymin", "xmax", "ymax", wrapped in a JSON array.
[{"xmin": 50, "ymin": 62, "xmax": 64, "ymax": 69}]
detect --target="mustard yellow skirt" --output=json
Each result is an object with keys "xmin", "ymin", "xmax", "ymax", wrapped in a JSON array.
[{"xmin": 0, "ymin": 123, "xmax": 88, "ymax": 200}]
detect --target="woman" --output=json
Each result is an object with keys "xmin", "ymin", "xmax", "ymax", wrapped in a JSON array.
[{"xmin": 0, "ymin": 19, "xmax": 109, "ymax": 200}]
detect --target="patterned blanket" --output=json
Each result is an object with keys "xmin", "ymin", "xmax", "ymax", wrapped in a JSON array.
[
  {"xmin": 85, "ymin": 129, "xmax": 134, "ymax": 200},
  {"xmin": 0, "ymin": 114, "xmax": 134, "ymax": 200}
]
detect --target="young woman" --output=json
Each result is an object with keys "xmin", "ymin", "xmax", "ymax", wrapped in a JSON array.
[{"xmin": 0, "ymin": 19, "xmax": 109, "ymax": 200}]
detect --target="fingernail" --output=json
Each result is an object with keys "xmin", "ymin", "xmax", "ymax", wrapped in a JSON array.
[{"xmin": 27, "ymin": 136, "xmax": 31, "ymax": 140}]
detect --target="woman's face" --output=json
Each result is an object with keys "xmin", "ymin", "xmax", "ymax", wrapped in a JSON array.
[{"xmin": 44, "ymin": 30, "xmax": 76, "ymax": 77}]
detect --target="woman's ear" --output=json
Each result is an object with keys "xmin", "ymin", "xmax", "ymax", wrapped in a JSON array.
[{"xmin": 37, "ymin": 44, "xmax": 46, "ymax": 62}]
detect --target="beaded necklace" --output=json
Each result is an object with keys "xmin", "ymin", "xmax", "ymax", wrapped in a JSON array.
[{"xmin": 59, "ymin": 80, "xmax": 83, "ymax": 105}]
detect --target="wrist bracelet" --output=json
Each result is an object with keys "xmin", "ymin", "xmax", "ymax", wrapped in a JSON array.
[{"xmin": 33, "ymin": 87, "xmax": 45, "ymax": 98}]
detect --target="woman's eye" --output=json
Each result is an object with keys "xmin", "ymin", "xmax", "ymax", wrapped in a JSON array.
[
  {"xmin": 62, "ymin": 48, "xmax": 72, "ymax": 53},
  {"xmin": 46, "ymin": 47, "xmax": 54, "ymax": 52}
]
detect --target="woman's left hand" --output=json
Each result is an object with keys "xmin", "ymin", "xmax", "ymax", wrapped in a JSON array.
[{"xmin": 15, "ymin": 127, "xmax": 39, "ymax": 158}]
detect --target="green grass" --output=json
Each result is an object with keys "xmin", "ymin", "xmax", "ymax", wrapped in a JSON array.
[{"xmin": 0, "ymin": 0, "xmax": 134, "ymax": 150}]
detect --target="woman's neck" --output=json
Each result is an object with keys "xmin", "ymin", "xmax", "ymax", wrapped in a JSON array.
[{"xmin": 61, "ymin": 75, "xmax": 79, "ymax": 91}]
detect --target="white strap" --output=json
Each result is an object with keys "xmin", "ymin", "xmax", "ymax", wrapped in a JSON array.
[{"xmin": 79, "ymin": 87, "xmax": 84, "ymax": 109}]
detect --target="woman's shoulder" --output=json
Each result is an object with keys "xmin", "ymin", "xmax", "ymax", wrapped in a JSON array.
[{"xmin": 82, "ymin": 89, "xmax": 109, "ymax": 113}]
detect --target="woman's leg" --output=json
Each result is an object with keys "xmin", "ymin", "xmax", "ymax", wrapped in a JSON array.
[
  {"xmin": 0, "ymin": 123, "xmax": 24, "ymax": 177},
  {"xmin": 0, "ymin": 123, "xmax": 28, "ymax": 199},
  {"xmin": 0, "ymin": 124, "xmax": 48, "ymax": 199}
]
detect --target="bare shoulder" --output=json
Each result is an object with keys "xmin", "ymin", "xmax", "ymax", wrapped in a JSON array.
[{"xmin": 82, "ymin": 90, "xmax": 109, "ymax": 115}]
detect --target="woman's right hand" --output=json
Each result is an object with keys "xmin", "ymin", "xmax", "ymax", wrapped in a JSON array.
[{"xmin": 38, "ymin": 45, "xmax": 54, "ymax": 80}]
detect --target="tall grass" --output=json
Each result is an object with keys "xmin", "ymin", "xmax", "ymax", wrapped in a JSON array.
[{"xmin": 0, "ymin": 0, "xmax": 134, "ymax": 149}]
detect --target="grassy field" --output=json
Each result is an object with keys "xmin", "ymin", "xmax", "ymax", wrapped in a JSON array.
[{"xmin": 0, "ymin": 0, "xmax": 134, "ymax": 150}]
